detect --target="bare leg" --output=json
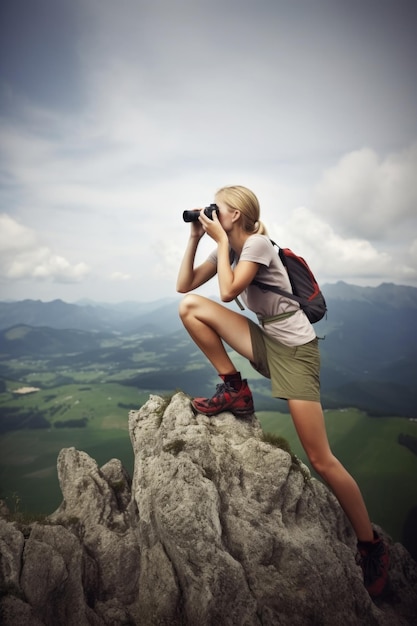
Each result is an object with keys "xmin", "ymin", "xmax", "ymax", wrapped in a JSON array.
[
  {"xmin": 180, "ymin": 296, "xmax": 374, "ymax": 540},
  {"xmin": 288, "ymin": 399, "xmax": 374, "ymax": 542},
  {"xmin": 178, "ymin": 294, "xmax": 254, "ymax": 373}
]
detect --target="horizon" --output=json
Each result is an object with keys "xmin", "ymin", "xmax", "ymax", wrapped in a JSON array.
[{"xmin": 1, "ymin": 279, "xmax": 416, "ymax": 307}]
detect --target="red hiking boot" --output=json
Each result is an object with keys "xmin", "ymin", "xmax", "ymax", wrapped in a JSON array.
[
  {"xmin": 357, "ymin": 531, "xmax": 390, "ymax": 598},
  {"xmin": 191, "ymin": 379, "xmax": 255, "ymax": 418}
]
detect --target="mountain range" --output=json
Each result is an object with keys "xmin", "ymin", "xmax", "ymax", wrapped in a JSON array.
[{"xmin": 1, "ymin": 281, "xmax": 416, "ymax": 417}]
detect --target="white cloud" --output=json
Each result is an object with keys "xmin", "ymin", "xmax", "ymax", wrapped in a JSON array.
[
  {"xmin": 109, "ymin": 271, "xmax": 131, "ymax": 282},
  {"xmin": 152, "ymin": 240, "xmax": 185, "ymax": 281},
  {"xmin": 0, "ymin": 213, "xmax": 37, "ymax": 252},
  {"xmin": 0, "ymin": 214, "xmax": 90, "ymax": 283},
  {"xmin": 410, "ymin": 239, "xmax": 417, "ymax": 259},
  {"xmin": 1, "ymin": 1, "xmax": 416, "ymax": 300},
  {"xmin": 313, "ymin": 144, "xmax": 417, "ymax": 241},
  {"xmin": 270, "ymin": 206, "xmax": 416, "ymax": 285}
]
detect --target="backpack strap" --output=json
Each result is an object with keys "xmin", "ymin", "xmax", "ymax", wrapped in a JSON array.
[
  {"xmin": 234, "ymin": 238, "xmax": 303, "ymax": 310},
  {"xmin": 258, "ymin": 310, "xmax": 298, "ymax": 326},
  {"xmin": 234, "ymin": 296, "xmax": 245, "ymax": 311},
  {"xmin": 251, "ymin": 279, "xmax": 306, "ymax": 306},
  {"xmin": 251, "ymin": 238, "xmax": 308, "ymax": 306}
]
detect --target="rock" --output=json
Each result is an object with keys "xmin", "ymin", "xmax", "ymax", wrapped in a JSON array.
[
  {"xmin": 0, "ymin": 392, "xmax": 416, "ymax": 625},
  {"xmin": 0, "ymin": 518, "xmax": 24, "ymax": 593}
]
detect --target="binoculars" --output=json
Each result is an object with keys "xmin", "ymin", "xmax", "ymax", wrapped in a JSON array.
[{"xmin": 183, "ymin": 204, "xmax": 219, "ymax": 222}]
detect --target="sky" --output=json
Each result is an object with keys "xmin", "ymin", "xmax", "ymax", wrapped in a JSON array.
[{"xmin": 0, "ymin": 0, "xmax": 416, "ymax": 303}]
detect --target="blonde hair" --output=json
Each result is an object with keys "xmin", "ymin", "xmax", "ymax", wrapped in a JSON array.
[{"xmin": 215, "ymin": 185, "xmax": 268, "ymax": 235}]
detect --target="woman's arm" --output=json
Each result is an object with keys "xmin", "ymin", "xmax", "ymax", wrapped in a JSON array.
[
  {"xmin": 176, "ymin": 215, "xmax": 217, "ymax": 293},
  {"xmin": 200, "ymin": 212, "xmax": 259, "ymax": 302},
  {"xmin": 217, "ymin": 238, "xmax": 259, "ymax": 301}
]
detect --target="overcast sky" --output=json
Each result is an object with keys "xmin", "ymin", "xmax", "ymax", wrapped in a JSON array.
[{"xmin": 1, "ymin": 0, "xmax": 416, "ymax": 303}]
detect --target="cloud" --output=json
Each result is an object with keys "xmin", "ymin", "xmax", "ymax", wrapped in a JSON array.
[
  {"xmin": 0, "ymin": 213, "xmax": 37, "ymax": 251},
  {"xmin": 109, "ymin": 271, "xmax": 131, "ymax": 282},
  {"xmin": 73, "ymin": 0, "xmax": 417, "ymax": 168},
  {"xmin": 313, "ymin": 144, "xmax": 417, "ymax": 241},
  {"xmin": 152, "ymin": 240, "xmax": 185, "ymax": 281},
  {"xmin": 1, "ymin": 0, "xmax": 416, "ymax": 301},
  {"xmin": 410, "ymin": 239, "xmax": 417, "ymax": 259},
  {"xmin": 270, "ymin": 206, "xmax": 416, "ymax": 285},
  {"xmin": 0, "ymin": 214, "xmax": 90, "ymax": 283}
]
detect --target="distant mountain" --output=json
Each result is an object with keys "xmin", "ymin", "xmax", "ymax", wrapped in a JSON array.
[
  {"xmin": 0, "ymin": 297, "xmax": 182, "ymax": 334},
  {"xmin": 322, "ymin": 281, "xmax": 417, "ymax": 308},
  {"xmin": 75, "ymin": 297, "xmax": 180, "ymax": 315},
  {"xmin": 0, "ymin": 325, "xmax": 111, "ymax": 358},
  {"xmin": 2, "ymin": 283, "xmax": 416, "ymax": 333}
]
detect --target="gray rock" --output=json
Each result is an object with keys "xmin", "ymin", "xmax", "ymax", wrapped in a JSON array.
[{"xmin": 0, "ymin": 392, "xmax": 416, "ymax": 625}]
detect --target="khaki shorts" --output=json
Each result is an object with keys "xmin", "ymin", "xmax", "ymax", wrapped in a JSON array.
[{"xmin": 248, "ymin": 319, "xmax": 321, "ymax": 402}]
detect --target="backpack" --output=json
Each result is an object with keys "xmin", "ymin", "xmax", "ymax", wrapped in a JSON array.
[{"xmin": 251, "ymin": 240, "xmax": 327, "ymax": 324}]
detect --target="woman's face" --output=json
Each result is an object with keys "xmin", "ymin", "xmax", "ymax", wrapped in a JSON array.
[{"xmin": 215, "ymin": 196, "xmax": 239, "ymax": 233}]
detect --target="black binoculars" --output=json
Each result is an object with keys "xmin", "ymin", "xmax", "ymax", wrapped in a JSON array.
[{"xmin": 183, "ymin": 204, "xmax": 219, "ymax": 222}]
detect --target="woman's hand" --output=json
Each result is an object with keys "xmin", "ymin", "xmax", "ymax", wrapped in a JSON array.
[
  {"xmin": 176, "ymin": 208, "xmax": 218, "ymax": 293},
  {"xmin": 199, "ymin": 209, "xmax": 227, "ymax": 244},
  {"xmin": 187, "ymin": 209, "xmax": 205, "ymax": 239}
]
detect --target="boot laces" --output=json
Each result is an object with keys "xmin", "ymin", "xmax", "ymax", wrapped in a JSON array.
[{"xmin": 208, "ymin": 382, "xmax": 234, "ymax": 405}]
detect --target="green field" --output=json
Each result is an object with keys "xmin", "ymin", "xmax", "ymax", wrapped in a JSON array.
[
  {"xmin": 1, "ymin": 382, "xmax": 150, "ymax": 427},
  {"xmin": 0, "ymin": 427, "xmax": 134, "ymax": 513},
  {"xmin": 1, "ymin": 338, "xmax": 416, "ymax": 557},
  {"xmin": 1, "ymin": 385, "xmax": 416, "ymax": 551}
]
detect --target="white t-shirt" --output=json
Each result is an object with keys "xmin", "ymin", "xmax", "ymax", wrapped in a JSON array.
[{"xmin": 206, "ymin": 234, "xmax": 316, "ymax": 347}]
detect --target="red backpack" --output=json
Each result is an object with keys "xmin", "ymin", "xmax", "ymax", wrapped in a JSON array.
[{"xmin": 251, "ymin": 240, "xmax": 327, "ymax": 324}]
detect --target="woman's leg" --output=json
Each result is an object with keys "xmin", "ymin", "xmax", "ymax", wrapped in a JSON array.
[
  {"xmin": 288, "ymin": 398, "xmax": 373, "ymax": 542},
  {"xmin": 179, "ymin": 294, "xmax": 254, "ymax": 373}
]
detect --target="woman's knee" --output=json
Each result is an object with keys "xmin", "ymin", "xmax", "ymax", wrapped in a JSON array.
[{"xmin": 178, "ymin": 294, "xmax": 206, "ymax": 320}]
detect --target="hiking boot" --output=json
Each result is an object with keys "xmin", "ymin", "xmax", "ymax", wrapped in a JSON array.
[
  {"xmin": 357, "ymin": 531, "xmax": 390, "ymax": 598},
  {"xmin": 191, "ymin": 379, "xmax": 254, "ymax": 418}
]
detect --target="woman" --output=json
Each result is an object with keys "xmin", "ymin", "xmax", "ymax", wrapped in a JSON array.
[{"xmin": 176, "ymin": 185, "xmax": 389, "ymax": 598}]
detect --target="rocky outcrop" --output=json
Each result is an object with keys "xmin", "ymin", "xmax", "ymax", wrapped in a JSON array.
[{"xmin": 1, "ymin": 392, "xmax": 416, "ymax": 625}]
